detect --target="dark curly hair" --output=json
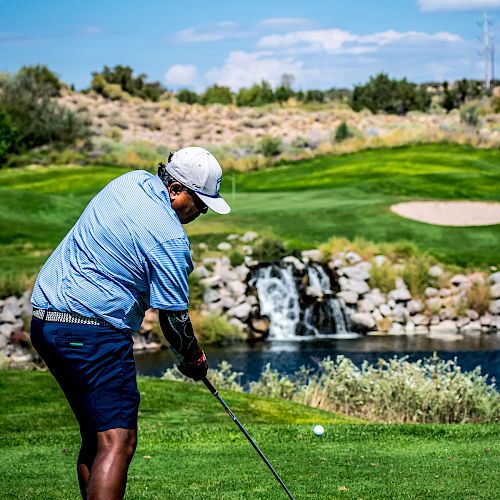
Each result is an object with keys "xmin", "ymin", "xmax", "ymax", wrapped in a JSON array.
[{"xmin": 158, "ymin": 152, "xmax": 175, "ymax": 184}]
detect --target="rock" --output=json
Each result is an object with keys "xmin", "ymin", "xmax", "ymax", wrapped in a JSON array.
[
  {"xmin": 301, "ymin": 249, "xmax": 322, "ymax": 262},
  {"xmin": 358, "ymin": 298, "xmax": 375, "ymax": 313},
  {"xmin": 217, "ymin": 242, "xmax": 232, "ymax": 251},
  {"xmin": 430, "ymin": 320, "xmax": 458, "ymax": 334},
  {"xmin": 132, "ymin": 334, "xmax": 147, "ymax": 350},
  {"xmin": 450, "ymin": 274, "xmax": 468, "ymax": 286},
  {"xmin": 387, "ymin": 299, "xmax": 396, "ymax": 308},
  {"xmin": 338, "ymin": 277, "xmax": 369, "ymax": 295},
  {"xmin": 227, "ymin": 233, "xmax": 240, "ymax": 240},
  {"xmin": 480, "ymin": 314, "xmax": 492, "ymax": 326},
  {"xmin": 194, "ymin": 266, "xmax": 210, "ymax": 278},
  {"xmin": 0, "ymin": 336, "xmax": 7, "ymax": 350},
  {"xmin": 490, "ymin": 283, "xmax": 500, "ymax": 299},
  {"xmin": 144, "ymin": 309, "xmax": 158, "ymax": 322},
  {"xmin": 461, "ymin": 321, "xmax": 482, "ymax": 333},
  {"xmin": 227, "ymin": 302, "xmax": 251, "ymax": 320},
  {"xmin": 242, "ymin": 245, "xmax": 253, "ymax": 255},
  {"xmin": 350, "ymin": 312, "xmax": 375, "ymax": 330},
  {"xmin": 336, "ymin": 291, "xmax": 358, "ymax": 304},
  {"xmin": 251, "ymin": 316, "xmax": 270, "ymax": 333},
  {"xmin": 282, "ymin": 256, "xmax": 305, "ymax": 271},
  {"xmin": 227, "ymin": 280, "xmax": 246, "ymax": 297},
  {"xmin": 491, "ymin": 316, "xmax": 500, "ymax": 330},
  {"xmin": 228, "ymin": 317, "xmax": 246, "ymax": 331},
  {"xmin": 489, "ymin": 271, "xmax": 500, "ymax": 284},
  {"xmin": 425, "ymin": 287, "xmax": 438, "ymax": 298},
  {"xmin": 393, "ymin": 305, "xmax": 408, "ymax": 323},
  {"xmin": 3, "ymin": 297, "xmax": 21, "ymax": 317},
  {"xmin": 221, "ymin": 297, "xmax": 236, "ymax": 310},
  {"xmin": 0, "ymin": 310, "xmax": 16, "ymax": 323},
  {"xmin": 247, "ymin": 295, "xmax": 258, "ymax": 306},
  {"xmin": 345, "ymin": 251, "xmax": 362, "ymax": 264},
  {"xmin": 429, "ymin": 265, "xmax": 444, "ymax": 278},
  {"xmin": 388, "ymin": 288, "xmax": 411, "ymax": 302},
  {"xmin": 439, "ymin": 288, "xmax": 451, "ymax": 297},
  {"xmin": 379, "ymin": 304, "xmax": 392, "ymax": 317},
  {"xmin": 201, "ymin": 275, "xmax": 222, "ymax": 288},
  {"xmin": 306, "ymin": 286, "xmax": 323, "ymax": 298},
  {"xmin": 440, "ymin": 306, "xmax": 455, "ymax": 320},
  {"xmin": 234, "ymin": 265, "xmax": 250, "ymax": 281},
  {"xmin": 389, "ymin": 323, "xmax": 404, "ymax": 335},
  {"xmin": 456, "ymin": 317, "xmax": 470, "ymax": 329},
  {"xmin": 426, "ymin": 297, "xmax": 442, "ymax": 312},
  {"xmin": 407, "ymin": 299, "xmax": 424, "ymax": 314},
  {"xmin": 9, "ymin": 353, "xmax": 33, "ymax": 364},
  {"xmin": 203, "ymin": 288, "xmax": 221, "ymax": 303},
  {"xmin": 0, "ymin": 323, "xmax": 14, "ymax": 338},
  {"xmin": 330, "ymin": 258, "xmax": 344, "ymax": 269},
  {"xmin": 365, "ymin": 289, "xmax": 386, "ymax": 307},
  {"xmin": 413, "ymin": 314, "xmax": 430, "ymax": 326},
  {"xmin": 467, "ymin": 309, "xmax": 479, "ymax": 320},
  {"xmin": 414, "ymin": 325, "xmax": 429, "ymax": 334},
  {"xmin": 406, "ymin": 320, "xmax": 415, "ymax": 335},
  {"xmin": 240, "ymin": 231, "xmax": 258, "ymax": 242},
  {"xmin": 343, "ymin": 264, "xmax": 370, "ymax": 281},
  {"xmin": 206, "ymin": 301, "xmax": 223, "ymax": 313},
  {"xmin": 373, "ymin": 255, "xmax": 388, "ymax": 267},
  {"xmin": 489, "ymin": 300, "xmax": 500, "ymax": 315},
  {"xmin": 372, "ymin": 309, "xmax": 383, "ymax": 322}
]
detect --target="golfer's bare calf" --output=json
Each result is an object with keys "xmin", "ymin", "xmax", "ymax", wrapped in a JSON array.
[{"xmin": 78, "ymin": 428, "xmax": 137, "ymax": 500}]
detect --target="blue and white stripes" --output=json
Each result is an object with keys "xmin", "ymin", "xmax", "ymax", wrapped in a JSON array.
[{"xmin": 32, "ymin": 171, "xmax": 193, "ymax": 331}]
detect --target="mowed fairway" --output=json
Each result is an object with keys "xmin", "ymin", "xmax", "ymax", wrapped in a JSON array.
[
  {"xmin": 1, "ymin": 371, "xmax": 499, "ymax": 499},
  {"xmin": 0, "ymin": 144, "xmax": 499, "ymax": 289}
]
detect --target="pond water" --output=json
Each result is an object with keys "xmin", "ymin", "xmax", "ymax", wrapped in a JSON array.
[{"xmin": 135, "ymin": 332, "xmax": 500, "ymax": 386}]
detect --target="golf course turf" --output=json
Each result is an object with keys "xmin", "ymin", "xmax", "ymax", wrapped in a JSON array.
[
  {"xmin": 1, "ymin": 371, "xmax": 499, "ymax": 499},
  {"xmin": 0, "ymin": 144, "xmax": 499, "ymax": 296}
]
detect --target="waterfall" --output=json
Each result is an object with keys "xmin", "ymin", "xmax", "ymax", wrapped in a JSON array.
[
  {"xmin": 250, "ymin": 260, "xmax": 355, "ymax": 340},
  {"xmin": 252, "ymin": 264, "xmax": 301, "ymax": 339}
]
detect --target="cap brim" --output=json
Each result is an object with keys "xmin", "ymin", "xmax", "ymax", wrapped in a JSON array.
[{"xmin": 198, "ymin": 193, "xmax": 231, "ymax": 215}]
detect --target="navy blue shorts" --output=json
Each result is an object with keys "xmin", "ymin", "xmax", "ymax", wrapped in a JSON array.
[{"xmin": 30, "ymin": 317, "xmax": 140, "ymax": 433}]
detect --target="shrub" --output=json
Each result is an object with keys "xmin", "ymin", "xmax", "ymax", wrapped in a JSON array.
[
  {"xmin": 191, "ymin": 311, "xmax": 245, "ymax": 345},
  {"xmin": 91, "ymin": 65, "xmax": 164, "ymax": 101},
  {"xmin": 334, "ymin": 121, "xmax": 352, "ymax": 142},
  {"xmin": 258, "ymin": 136, "xmax": 282, "ymax": 157},
  {"xmin": 229, "ymin": 250, "xmax": 245, "ymax": 267},
  {"xmin": 369, "ymin": 261, "xmax": 398, "ymax": 293},
  {"xmin": 465, "ymin": 280, "xmax": 490, "ymax": 315},
  {"xmin": 0, "ymin": 108, "xmax": 21, "ymax": 164},
  {"xmin": 401, "ymin": 255, "xmax": 435, "ymax": 297},
  {"xmin": 202, "ymin": 85, "xmax": 233, "ymax": 105},
  {"xmin": 176, "ymin": 89, "xmax": 199, "ymax": 104},
  {"xmin": 236, "ymin": 81, "xmax": 274, "ymax": 106},
  {"xmin": 0, "ymin": 70, "xmax": 90, "ymax": 153},
  {"xmin": 252, "ymin": 237, "xmax": 289, "ymax": 261},
  {"xmin": 17, "ymin": 65, "xmax": 61, "ymax": 97},
  {"xmin": 460, "ymin": 105, "xmax": 480, "ymax": 127}
]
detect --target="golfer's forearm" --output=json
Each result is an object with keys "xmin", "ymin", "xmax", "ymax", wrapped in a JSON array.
[{"xmin": 158, "ymin": 310, "xmax": 201, "ymax": 360}]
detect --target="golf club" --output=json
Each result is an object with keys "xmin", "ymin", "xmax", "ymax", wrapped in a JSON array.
[{"xmin": 202, "ymin": 377, "xmax": 294, "ymax": 500}]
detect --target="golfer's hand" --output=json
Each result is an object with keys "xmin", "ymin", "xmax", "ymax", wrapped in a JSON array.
[{"xmin": 177, "ymin": 350, "xmax": 208, "ymax": 381}]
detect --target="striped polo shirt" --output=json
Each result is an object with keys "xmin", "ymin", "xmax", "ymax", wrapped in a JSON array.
[{"xmin": 31, "ymin": 170, "xmax": 193, "ymax": 331}]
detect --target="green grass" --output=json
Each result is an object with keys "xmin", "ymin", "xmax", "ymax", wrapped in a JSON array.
[
  {"xmin": 0, "ymin": 144, "xmax": 499, "ymax": 295},
  {"xmin": 0, "ymin": 371, "xmax": 499, "ymax": 499}
]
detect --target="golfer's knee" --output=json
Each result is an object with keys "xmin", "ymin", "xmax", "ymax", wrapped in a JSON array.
[{"xmin": 98, "ymin": 428, "xmax": 137, "ymax": 460}]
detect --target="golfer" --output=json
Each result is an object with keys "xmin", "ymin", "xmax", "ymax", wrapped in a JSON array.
[{"xmin": 30, "ymin": 147, "xmax": 230, "ymax": 500}]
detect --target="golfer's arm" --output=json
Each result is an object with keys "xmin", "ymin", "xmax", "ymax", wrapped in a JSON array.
[{"xmin": 158, "ymin": 309, "xmax": 202, "ymax": 361}]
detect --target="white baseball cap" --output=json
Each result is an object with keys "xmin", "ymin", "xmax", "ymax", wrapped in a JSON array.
[{"xmin": 165, "ymin": 147, "xmax": 231, "ymax": 215}]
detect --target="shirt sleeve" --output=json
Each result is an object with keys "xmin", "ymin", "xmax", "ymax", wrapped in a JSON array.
[{"xmin": 146, "ymin": 237, "xmax": 194, "ymax": 311}]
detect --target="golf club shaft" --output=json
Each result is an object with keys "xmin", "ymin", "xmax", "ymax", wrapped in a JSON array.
[{"xmin": 202, "ymin": 377, "xmax": 294, "ymax": 500}]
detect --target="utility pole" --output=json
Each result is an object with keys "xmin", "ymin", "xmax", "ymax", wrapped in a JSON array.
[{"xmin": 481, "ymin": 11, "xmax": 495, "ymax": 91}]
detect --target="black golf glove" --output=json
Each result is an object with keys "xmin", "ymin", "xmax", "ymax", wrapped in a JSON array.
[{"xmin": 173, "ymin": 347, "xmax": 208, "ymax": 381}]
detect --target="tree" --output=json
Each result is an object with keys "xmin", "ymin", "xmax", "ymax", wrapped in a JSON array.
[
  {"xmin": 176, "ymin": 89, "xmax": 199, "ymax": 104},
  {"xmin": 0, "ymin": 107, "xmax": 21, "ymax": 164},
  {"xmin": 236, "ymin": 81, "xmax": 275, "ymax": 106},
  {"xmin": 17, "ymin": 65, "xmax": 62, "ymax": 97},
  {"xmin": 202, "ymin": 85, "xmax": 233, "ymax": 105},
  {"xmin": 351, "ymin": 73, "xmax": 431, "ymax": 115}
]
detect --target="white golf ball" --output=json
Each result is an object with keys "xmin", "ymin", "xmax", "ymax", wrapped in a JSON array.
[{"xmin": 313, "ymin": 424, "xmax": 324, "ymax": 436}]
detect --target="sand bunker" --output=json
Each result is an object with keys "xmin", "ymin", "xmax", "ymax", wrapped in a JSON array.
[{"xmin": 390, "ymin": 201, "xmax": 500, "ymax": 227}]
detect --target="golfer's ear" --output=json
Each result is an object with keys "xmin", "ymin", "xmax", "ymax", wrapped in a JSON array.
[{"xmin": 168, "ymin": 181, "xmax": 183, "ymax": 198}]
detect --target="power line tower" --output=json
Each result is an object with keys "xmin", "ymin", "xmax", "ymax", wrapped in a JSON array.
[{"xmin": 480, "ymin": 11, "xmax": 494, "ymax": 90}]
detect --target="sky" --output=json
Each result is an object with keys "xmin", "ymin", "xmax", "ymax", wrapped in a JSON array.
[{"xmin": 1, "ymin": 0, "xmax": 499, "ymax": 91}]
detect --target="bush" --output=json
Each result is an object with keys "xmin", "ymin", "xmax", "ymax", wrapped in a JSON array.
[
  {"xmin": 91, "ymin": 65, "xmax": 164, "ymax": 101},
  {"xmin": 0, "ymin": 108, "xmax": 21, "ymax": 164},
  {"xmin": 334, "ymin": 122, "xmax": 352, "ymax": 142},
  {"xmin": 369, "ymin": 261, "xmax": 398, "ymax": 293},
  {"xmin": 465, "ymin": 280, "xmax": 490, "ymax": 315},
  {"xmin": 401, "ymin": 255, "xmax": 435, "ymax": 297},
  {"xmin": 17, "ymin": 65, "xmax": 61, "ymax": 97},
  {"xmin": 202, "ymin": 85, "xmax": 233, "ymax": 105},
  {"xmin": 191, "ymin": 312, "xmax": 245, "ymax": 345},
  {"xmin": 176, "ymin": 89, "xmax": 199, "ymax": 104},
  {"xmin": 460, "ymin": 105, "xmax": 480, "ymax": 127},
  {"xmin": 257, "ymin": 136, "xmax": 282, "ymax": 157},
  {"xmin": 0, "ymin": 70, "xmax": 90, "ymax": 153},
  {"xmin": 352, "ymin": 73, "xmax": 431, "ymax": 115},
  {"xmin": 236, "ymin": 81, "xmax": 274, "ymax": 107}
]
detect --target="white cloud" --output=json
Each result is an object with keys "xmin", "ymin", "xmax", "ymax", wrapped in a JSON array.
[
  {"xmin": 164, "ymin": 64, "xmax": 199, "ymax": 87},
  {"xmin": 418, "ymin": 0, "xmax": 500, "ymax": 11},
  {"xmin": 258, "ymin": 28, "xmax": 462, "ymax": 55},
  {"xmin": 259, "ymin": 17, "xmax": 313, "ymax": 28},
  {"xmin": 175, "ymin": 22, "xmax": 249, "ymax": 43},
  {"xmin": 204, "ymin": 51, "xmax": 304, "ymax": 90}
]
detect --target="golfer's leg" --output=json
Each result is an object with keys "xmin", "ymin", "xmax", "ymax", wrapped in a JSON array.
[
  {"xmin": 77, "ymin": 430, "xmax": 98, "ymax": 499},
  {"xmin": 87, "ymin": 428, "xmax": 137, "ymax": 500}
]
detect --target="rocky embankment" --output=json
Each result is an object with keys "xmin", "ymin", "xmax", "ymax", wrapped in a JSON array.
[{"xmin": 1, "ymin": 233, "xmax": 499, "ymax": 365}]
